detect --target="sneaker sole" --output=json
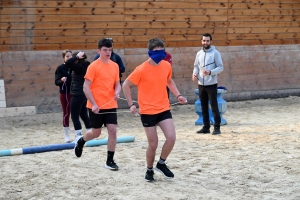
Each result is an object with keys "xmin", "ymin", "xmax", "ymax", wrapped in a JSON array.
[
  {"xmin": 105, "ymin": 165, "xmax": 119, "ymax": 171},
  {"xmin": 155, "ymin": 167, "xmax": 174, "ymax": 179},
  {"xmin": 145, "ymin": 178, "xmax": 155, "ymax": 182}
]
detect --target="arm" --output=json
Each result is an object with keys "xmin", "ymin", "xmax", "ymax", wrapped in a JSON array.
[
  {"xmin": 192, "ymin": 53, "xmax": 200, "ymax": 81},
  {"xmin": 122, "ymin": 79, "xmax": 137, "ymax": 114},
  {"xmin": 83, "ymin": 79, "xmax": 99, "ymax": 114},
  {"xmin": 65, "ymin": 56, "xmax": 87, "ymax": 74},
  {"xmin": 167, "ymin": 79, "xmax": 188, "ymax": 104},
  {"xmin": 210, "ymin": 51, "xmax": 224, "ymax": 75},
  {"xmin": 55, "ymin": 67, "xmax": 65, "ymax": 86},
  {"xmin": 114, "ymin": 80, "xmax": 121, "ymax": 100}
]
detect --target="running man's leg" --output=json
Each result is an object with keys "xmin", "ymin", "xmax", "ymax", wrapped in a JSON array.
[
  {"xmin": 144, "ymin": 126, "xmax": 159, "ymax": 168},
  {"xmin": 157, "ymin": 118, "xmax": 176, "ymax": 160}
]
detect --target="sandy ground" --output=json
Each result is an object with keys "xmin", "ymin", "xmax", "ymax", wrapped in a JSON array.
[{"xmin": 0, "ymin": 96, "xmax": 300, "ymax": 200}]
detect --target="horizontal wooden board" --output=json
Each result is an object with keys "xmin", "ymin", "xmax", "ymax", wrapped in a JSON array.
[
  {"xmin": 0, "ymin": 15, "xmax": 124, "ymax": 22},
  {"xmin": 0, "ymin": 1, "xmax": 125, "ymax": 8},
  {"xmin": 227, "ymin": 15, "xmax": 300, "ymax": 22},
  {"xmin": 124, "ymin": 8, "xmax": 228, "ymax": 15},
  {"xmin": 1, "ymin": 8, "xmax": 124, "ymax": 15},
  {"xmin": 0, "ymin": 28, "xmax": 229, "ymax": 37},
  {"xmin": 227, "ymin": 27, "xmax": 300, "ymax": 34},
  {"xmin": 2, "ymin": 21, "xmax": 300, "ymax": 31}
]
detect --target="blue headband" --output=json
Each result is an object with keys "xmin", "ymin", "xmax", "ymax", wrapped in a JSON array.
[{"xmin": 148, "ymin": 49, "xmax": 166, "ymax": 64}]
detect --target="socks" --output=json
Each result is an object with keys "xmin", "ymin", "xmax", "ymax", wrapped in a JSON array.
[
  {"xmin": 75, "ymin": 129, "xmax": 82, "ymax": 137},
  {"xmin": 147, "ymin": 167, "xmax": 153, "ymax": 172},
  {"xmin": 107, "ymin": 151, "xmax": 115, "ymax": 162},
  {"xmin": 158, "ymin": 157, "xmax": 166, "ymax": 165},
  {"xmin": 64, "ymin": 127, "xmax": 69, "ymax": 136}
]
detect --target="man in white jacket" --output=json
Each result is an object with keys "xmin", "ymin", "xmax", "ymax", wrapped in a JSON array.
[{"xmin": 192, "ymin": 33, "xmax": 224, "ymax": 135}]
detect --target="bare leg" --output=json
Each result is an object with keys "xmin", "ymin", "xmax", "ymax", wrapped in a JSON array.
[
  {"xmin": 83, "ymin": 128, "xmax": 101, "ymax": 141},
  {"xmin": 144, "ymin": 126, "xmax": 158, "ymax": 167},
  {"xmin": 106, "ymin": 124, "xmax": 117, "ymax": 151},
  {"xmin": 157, "ymin": 118, "xmax": 176, "ymax": 160}
]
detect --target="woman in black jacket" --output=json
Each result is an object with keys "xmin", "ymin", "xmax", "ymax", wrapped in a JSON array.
[
  {"xmin": 65, "ymin": 51, "xmax": 92, "ymax": 142},
  {"xmin": 55, "ymin": 49, "xmax": 72, "ymax": 143}
]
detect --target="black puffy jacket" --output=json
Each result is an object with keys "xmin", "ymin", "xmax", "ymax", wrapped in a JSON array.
[{"xmin": 65, "ymin": 56, "xmax": 90, "ymax": 96}]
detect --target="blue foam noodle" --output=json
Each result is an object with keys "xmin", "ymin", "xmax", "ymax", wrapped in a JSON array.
[
  {"xmin": 85, "ymin": 136, "xmax": 135, "ymax": 147},
  {"xmin": 0, "ymin": 149, "xmax": 12, "ymax": 157},
  {"xmin": 22, "ymin": 143, "xmax": 75, "ymax": 154}
]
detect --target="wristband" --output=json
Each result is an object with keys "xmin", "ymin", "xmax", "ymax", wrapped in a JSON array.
[
  {"xmin": 129, "ymin": 103, "xmax": 135, "ymax": 108},
  {"xmin": 176, "ymin": 95, "xmax": 182, "ymax": 99}
]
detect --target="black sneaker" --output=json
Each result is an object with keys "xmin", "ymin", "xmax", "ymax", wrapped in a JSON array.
[
  {"xmin": 155, "ymin": 163, "xmax": 174, "ymax": 178},
  {"xmin": 196, "ymin": 127, "xmax": 210, "ymax": 134},
  {"xmin": 74, "ymin": 137, "xmax": 83, "ymax": 158},
  {"xmin": 145, "ymin": 170, "xmax": 155, "ymax": 182},
  {"xmin": 212, "ymin": 127, "xmax": 221, "ymax": 135},
  {"xmin": 105, "ymin": 160, "xmax": 119, "ymax": 171}
]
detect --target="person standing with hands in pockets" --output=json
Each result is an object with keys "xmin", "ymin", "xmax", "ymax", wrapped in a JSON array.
[
  {"xmin": 192, "ymin": 33, "xmax": 224, "ymax": 135},
  {"xmin": 74, "ymin": 38, "xmax": 121, "ymax": 171},
  {"xmin": 122, "ymin": 38, "xmax": 187, "ymax": 182}
]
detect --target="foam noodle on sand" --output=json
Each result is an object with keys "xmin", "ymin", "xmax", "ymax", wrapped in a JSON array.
[{"xmin": 0, "ymin": 136, "xmax": 135, "ymax": 157}]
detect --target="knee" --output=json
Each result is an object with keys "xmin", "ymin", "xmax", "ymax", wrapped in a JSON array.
[
  {"xmin": 166, "ymin": 134, "xmax": 176, "ymax": 143},
  {"xmin": 148, "ymin": 142, "xmax": 158, "ymax": 152},
  {"xmin": 92, "ymin": 129, "xmax": 101, "ymax": 138}
]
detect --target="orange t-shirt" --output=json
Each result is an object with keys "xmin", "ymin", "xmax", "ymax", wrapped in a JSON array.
[
  {"xmin": 84, "ymin": 59, "xmax": 119, "ymax": 109},
  {"xmin": 128, "ymin": 60, "xmax": 172, "ymax": 114}
]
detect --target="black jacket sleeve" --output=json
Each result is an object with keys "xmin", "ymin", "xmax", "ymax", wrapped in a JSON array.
[
  {"xmin": 55, "ymin": 66, "xmax": 63, "ymax": 86},
  {"xmin": 65, "ymin": 56, "xmax": 87, "ymax": 74}
]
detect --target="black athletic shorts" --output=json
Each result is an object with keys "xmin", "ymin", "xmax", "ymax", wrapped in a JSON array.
[
  {"xmin": 140, "ymin": 110, "xmax": 172, "ymax": 127},
  {"xmin": 88, "ymin": 108, "xmax": 117, "ymax": 129}
]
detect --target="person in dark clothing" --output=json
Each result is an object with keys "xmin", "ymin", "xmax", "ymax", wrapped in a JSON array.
[
  {"xmin": 65, "ymin": 51, "xmax": 92, "ymax": 142},
  {"xmin": 55, "ymin": 49, "xmax": 72, "ymax": 143},
  {"xmin": 94, "ymin": 38, "xmax": 125, "ymax": 83}
]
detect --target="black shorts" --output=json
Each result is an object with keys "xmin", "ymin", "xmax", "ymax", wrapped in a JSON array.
[
  {"xmin": 140, "ymin": 110, "xmax": 172, "ymax": 127},
  {"xmin": 88, "ymin": 108, "xmax": 117, "ymax": 129}
]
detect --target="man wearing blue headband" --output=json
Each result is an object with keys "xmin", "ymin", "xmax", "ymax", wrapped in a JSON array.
[{"xmin": 122, "ymin": 38, "xmax": 187, "ymax": 182}]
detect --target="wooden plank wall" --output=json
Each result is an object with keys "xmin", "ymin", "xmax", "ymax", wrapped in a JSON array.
[
  {"xmin": 1, "ymin": 0, "xmax": 299, "ymax": 51},
  {"xmin": 0, "ymin": 0, "xmax": 300, "ymax": 113}
]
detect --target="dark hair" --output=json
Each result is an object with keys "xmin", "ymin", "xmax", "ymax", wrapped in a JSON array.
[
  {"xmin": 147, "ymin": 38, "xmax": 165, "ymax": 50},
  {"xmin": 98, "ymin": 38, "xmax": 113, "ymax": 49},
  {"xmin": 62, "ymin": 49, "xmax": 72, "ymax": 58},
  {"xmin": 202, "ymin": 33, "xmax": 212, "ymax": 40}
]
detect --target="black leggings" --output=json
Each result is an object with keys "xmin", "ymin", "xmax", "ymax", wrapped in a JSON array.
[{"xmin": 70, "ymin": 95, "xmax": 91, "ymax": 130}]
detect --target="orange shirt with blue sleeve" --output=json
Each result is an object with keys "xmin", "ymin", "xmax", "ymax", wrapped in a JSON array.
[
  {"xmin": 84, "ymin": 59, "xmax": 119, "ymax": 109},
  {"xmin": 128, "ymin": 60, "xmax": 172, "ymax": 114}
]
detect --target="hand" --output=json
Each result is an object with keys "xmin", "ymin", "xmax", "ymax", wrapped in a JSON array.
[
  {"xmin": 178, "ymin": 96, "xmax": 188, "ymax": 104},
  {"xmin": 192, "ymin": 74, "xmax": 198, "ymax": 81},
  {"xmin": 203, "ymin": 70, "xmax": 211, "ymax": 76},
  {"xmin": 114, "ymin": 93, "xmax": 120, "ymax": 100},
  {"xmin": 61, "ymin": 77, "xmax": 67, "ymax": 82},
  {"xmin": 129, "ymin": 104, "xmax": 138, "ymax": 115},
  {"xmin": 91, "ymin": 104, "xmax": 99, "ymax": 114},
  {"xmin": 77, "ymin": 51, "xmax": 85, "ymax": 59}
]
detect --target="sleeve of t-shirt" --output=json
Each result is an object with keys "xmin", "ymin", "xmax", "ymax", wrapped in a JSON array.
[
  {"xmin": 84, "ymin": 62, "xmax": 96, "ymax": 82},
  {"xmin": 128, "ymin": 66, "xmax": 141, "ymax": 85}
]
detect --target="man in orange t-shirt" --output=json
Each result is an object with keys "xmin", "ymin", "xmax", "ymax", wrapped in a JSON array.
[
  {"xmin": 122, "ymin": 38, "xmax": 187, "ymax": 182},
  {"xmin": 74, "ymin": 38, "xmax": 121, "ymax": 171}
]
